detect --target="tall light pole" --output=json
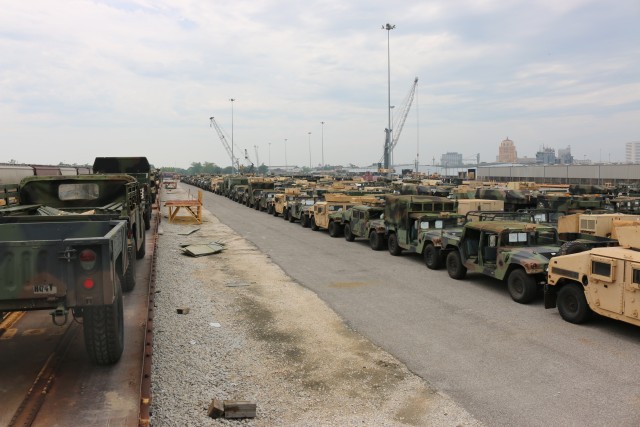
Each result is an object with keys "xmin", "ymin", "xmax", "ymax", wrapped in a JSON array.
[
  {"xmin": 268, "ymin": 142, "xmax": 271, "ymax": 172},
  {"xmin": 307, "ymin": 132, "xmax": 312, "ymax": 169},
  {"xmin": 382, "ymin": 23, "xmax": 395, "ymax": 171},
  {"xmin": 229, "ymin": 98, "xmax": 235, "ymax": 174},
  {"xmin": 284, "ymin": 138, "xmax": 288, "ymax": 172},
  {"xmin": 320, "ymin": 121, "xmax": 325, "ymax": 167}
]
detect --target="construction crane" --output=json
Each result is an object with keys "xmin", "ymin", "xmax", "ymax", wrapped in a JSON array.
[
  {"xmin": 209, "ymin": 116, "xmax": 241, "ymax": 172},
  {"xmin": 380, "ymin": 77, "xmax": 419, "ymax": 169}
]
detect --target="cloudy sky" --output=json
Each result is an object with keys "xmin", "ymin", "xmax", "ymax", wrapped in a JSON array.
[{"xmin": 1, "ymin": 0, "xmax": 638, "ymax": 170}]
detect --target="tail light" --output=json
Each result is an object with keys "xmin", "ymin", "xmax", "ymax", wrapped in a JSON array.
[{"xmin": 79, "ymin": 249, "xmax": 97, "ymax": 271}]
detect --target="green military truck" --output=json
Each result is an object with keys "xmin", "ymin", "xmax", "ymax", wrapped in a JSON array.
[
  {"xmin": 0, "ymin": 175, "xmax": 146, "ymax": 291},
  {"xmin": 444, "ymin": 221, "xmax": 561, "ymax": 303},
  {"xmin": 384, "ymin": 195, "xmax": 461, "ymax": 257},
  {"xmin": 0, "ymin": 219, "xmax": 128, "ymax": 365},
  {"xmin": 342, "ymin": 204, "xmax": 387, "ymax": 250},
  {"xmin": 93, "ymin": 156, "xmax": 153, "ymax": 230},
  {"xmin": 545, "ymin": 225, "xmax": 640, "ymax": 326},
  {"xmin": 286, "ymin": 194, "xmax": 316, "ymax": 224},
  {"xmin": 246, "ymin": 179, "xmax": 275, "ymax": 209}
]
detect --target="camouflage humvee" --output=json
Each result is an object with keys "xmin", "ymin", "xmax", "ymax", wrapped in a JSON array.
[
  {"xmin": 246, "ymin": 180, "xmax": 275, "ymax": 209},
  {"xmin": 384, "ymin": 194, "xmax": 461, "ymax": 257},
  {"xmin": 259, "ymin": 190, "xmax": 281, "ymax": 213},
  {"xmin": 445, "ymin": 221, "xmax": 561, "ymax": 303},
  {"xmin": 93, "ymin": 156, "xmax": 153, "ymax": 230},
  {"xmin": 0, "ymin": 175, "xmax": 147, "ymax": 293},
  {"xmin": 474, "ymin": 187, "xmax": 537, "ymax": 212},
  {"xmin": 287, "ymin": 194, "xmax": 316, "ymax": 224},
  {"xmin": 545, "ymin": 225, "xmax": 640, "ymax": 326},
  {"xmin": 221, "ymin": 175, "xmax": 249, "ymax": 198},
  {"xmin": 342, "ymin": 205, "xmax": 387, "ymax": 250}
]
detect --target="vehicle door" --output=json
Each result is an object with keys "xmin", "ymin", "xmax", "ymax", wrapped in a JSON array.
[
  {"xmin": 588, "ymin": 255, "xmax": 623, "ymax": 314},
  {"xmin": 623, "ymin": 262, "xmax": 640, "ymax": 319}
]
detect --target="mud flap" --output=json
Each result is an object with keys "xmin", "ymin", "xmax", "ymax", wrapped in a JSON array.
[{"xmin": 544, "ymin": 284, "xmax": 557, "ymax": 309}]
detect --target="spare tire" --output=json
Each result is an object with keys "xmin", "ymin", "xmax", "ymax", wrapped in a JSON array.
[{"xmin": 558, "ymin": 241, "xmax": 590, "ymax": 256}]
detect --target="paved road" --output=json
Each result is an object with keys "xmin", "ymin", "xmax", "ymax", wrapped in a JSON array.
[{"xmin": 193, "ymin": 185, "xmax": 640, "ymax": 427}]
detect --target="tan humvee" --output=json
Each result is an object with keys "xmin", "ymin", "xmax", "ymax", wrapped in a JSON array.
[{"xmin": 546, "ymin": 225, "xmax": 640, "ymax": 326}]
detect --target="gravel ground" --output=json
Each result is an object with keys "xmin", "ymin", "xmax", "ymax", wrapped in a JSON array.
[{"xmin": 150, "ymin": 188, "xmax": 483, "ymax": 426}]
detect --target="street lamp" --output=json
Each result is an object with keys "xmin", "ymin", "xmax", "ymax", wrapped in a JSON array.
[
  {"xmin": 284, "ymin": 138, "xmax": 288, "ymax": 172},
  {"xmin": 308, "ymin": 132, "xmax": 312, "ymax": 169},
  {"xmin": 268, "ymin": 142, "xmax": 271, "ymax": 172},
  {"xmin": 229, "ymin": 98, "xmax": 235, "ymax": 174},
  {"xmin": 382, "ymin": 23, "xmax": 395, "ymax": 170},
  {"xmin": 320, "ymin": 121, "xmax": 325, "ymax": 167}
]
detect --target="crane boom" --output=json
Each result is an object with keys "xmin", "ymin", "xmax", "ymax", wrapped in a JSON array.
[
  {"xmin": 209, "ymin": 116, "xmax": 241, "ymax": 171},
  {"xmin": 380, "ymin": 77, "xmax": 419, "ymax": 165}
]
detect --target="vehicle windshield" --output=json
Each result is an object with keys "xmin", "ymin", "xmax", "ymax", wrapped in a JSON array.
[{"xmin": 504, "ymin": 229, "xmax": 558, "ymax": 246}]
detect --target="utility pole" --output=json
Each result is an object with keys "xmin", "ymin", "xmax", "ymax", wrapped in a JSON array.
[
  {"xmin": 284, "ymin": 138, "xmax": 288, "ymax": 171},
  {"xmin": 229, "ymin": 98, "xmax": 235, "ymax": 173},
  {"xmin": 320, "ymin": 121, "xmax": 325, "ymax": 167},
  {"xmin": 308, "ymin": 132, "xmax": 312, "ymax": 169},
  {"xmin": 382, "ymin": 23, "xmax": 395, "ymax": 171}
]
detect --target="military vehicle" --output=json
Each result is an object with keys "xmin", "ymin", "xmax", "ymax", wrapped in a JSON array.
[
  {"xmin": 272, "ymin": 188, "xmax": 302, "ymax": 218},
  {"xmin": 230, "ymin": 184, "xmax": 249, "ymax": 203},
  {"xmin": 0, "ymin": 219, "xmax": 128, "ymax": 365},
  {"xmin": 384, "ymin": 195, "xmax": 459, "ymax": 256},
  {"xmin": 221, "ymin": 175, "xmax": 249, "ymax": 198},
  {"xmin": 259, "ymin": 190, "xmax": 281, "ymax": 213},
  {"xmin": 0, "ymin": 175, "xmax": 146, "ymax": 291},
  {"xmin": 556, "ymin": 212, "xmax": 640, "ymax": 254},
  {"xmin": 445, "ymin": 221, "xmax": 561, "ymax": 303},
  {"xmin": 474, "ymin": 187, "xmax": 537, "ymax": 212},
  {"xmin": 246, "ymin": 179, "xmax": 275, "ymax": 209},
  {"xmin": 287, "ymin": 195, "xmax": 316, "ymax": 224},
  {"xmin": 342, "ymin": 204, "xmax": 387, "ymax": 250},
  {"xmin": 93, "ymin": 156, "xmax": 154, "ymax": 230},
  {"xmin": 310, "ymin": 194, "xmax": 357, "ymax": 236},
  {"xmin": 456, "ymin": 199, "xmax": 504, "ymax": 216},
  {"xmin": 546, "ymin": 225, "xmax": 640, "ymax": 326}
]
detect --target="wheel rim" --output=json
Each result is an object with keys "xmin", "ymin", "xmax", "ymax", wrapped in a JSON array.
[
  {"xmin": 425, "ymin": 248, "xmax": 433, "ymax": 265},
  {"xmin": 564, "ymin": 294, "xmax": 579, "ymax": 314},
  {"xmin": 511, "ymin": 277, "xmax": 524, "ymax": 296}
]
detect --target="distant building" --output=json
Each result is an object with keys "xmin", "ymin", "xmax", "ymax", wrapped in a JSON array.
[
  {"xmin": 557, "ymin": 146, "xmax": 573, "ymax": 164},
  {"xmin": 440, "ymin": 152, "xmax": 463, "ymax": 167},
  {"xmin": 536, "ymin": 146, "xmax": 556, "ymax": 165},
  {"xmin": 497, "ymin": 137, "xmax": 517, "ymax": 163},
  {"xmin": 625, "ymin": 141, "xmax": 640, "ymax": 163}
]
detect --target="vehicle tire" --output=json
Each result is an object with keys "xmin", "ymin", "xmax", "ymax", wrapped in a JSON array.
[
  {"xmin": 83, "ymin": 275, "xmax": 124, "ymax": 365},
  {"xmin": 558, "ymin": 241, "xmax": 590, "ymax": 256},
  {"xmin": 288, "ymin": 212, "xmax": 296, "ymax": 223},
  {"xmin": 423, "ymin": 244, "xmax": 442, "ymax": 270},
  {"xmin": 267, "ymin": 205, "xmax": 273, "ymax": 214},
  {"xmin": 283, "ymin": 209, "xmax": 289, "ymax": 221},
  {"xmin": 507, "ymin": 269, "xmax": 538, "ymax": 304},
  {"xmin": 122, "ymin": 245, "xmax": 136, "ymax": 292},
  {"xmin": 446, "ymin": 250, "xmax": 467, "ymax": 279},
  {"xmin": 557, "ymin": 283, "xmax": 592, "ymax": 324},
  {"xmin": 273, "ymin": 208, "xmax": 278, "ymax": 217},
  {"xmin": 329, "ymin": 221, "xmax": 341, "ymax": 237},
  {"xmin": 388, "ymin": 233, "xmax": 402, "ymax": 256},
  {"xmin": 311, "ymin": 218, "xmax": 319, "ymax": 231},
  {"xmin": 136, "ymin": 229, "xmax": 146, "ymax": 259},
  {"xmin": 369, "ymin": 231, "xmax": 384, "ymax": 250},
  {"xmin": 301, "ymin": 216, "xmax": 310, "ymax": 228},
  {"xmin": 144, "ymin": 207, "xmax": 151, "ymax": 231},
  {"xmin": 344, "ymin": 223, "xmax": 355, "ymax": 241}
]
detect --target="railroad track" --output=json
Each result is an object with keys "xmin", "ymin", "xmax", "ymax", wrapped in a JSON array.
[{"xmin": 0, "ymin": 207, "xmax": 160, "ymax": 427}]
